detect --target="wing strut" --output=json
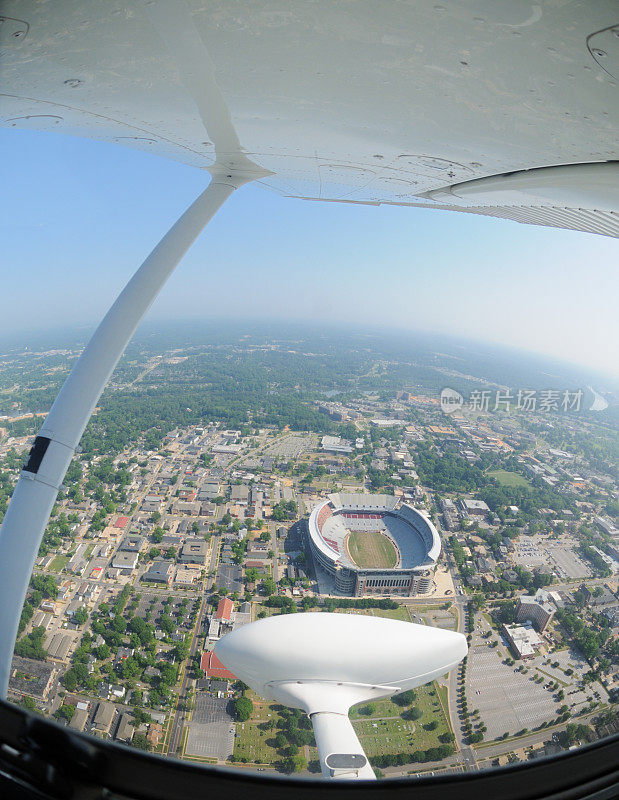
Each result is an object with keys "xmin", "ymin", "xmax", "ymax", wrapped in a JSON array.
[
  {"xmin": 311, "ymin": 712, "xmax": 376, "ymax": 779},
  {"xmin": 0, "ymin": 174, "xmax": 248, "ymax": 697}
]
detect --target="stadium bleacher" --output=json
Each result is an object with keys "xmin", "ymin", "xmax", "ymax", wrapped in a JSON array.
[
  {"xmin": 307, "ymin": 493, "xmax": 440, "ymax": 597},
  {"xmin": 316, "ymin": 496, "xmax": 439, "ymax": 571}
]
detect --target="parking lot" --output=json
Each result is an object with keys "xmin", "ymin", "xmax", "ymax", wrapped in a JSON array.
[
  {"xmin": 186, "ymin": 694, "xmax": 235, "ymax": 760},
  {"xmin": 514, "ymin": 543, "xmax": 546, "ymax": 566},
  {"xmin": 467, "ymin": 646, "xmax": 558, "ymax": 739},
  {"xmin": 513, "ymin": 536, "xmax": 591, "ymax": 579},
  {"xmin": 424, "ymin": 608, "xmax": 457, "ymax": 631},
  {"xmin": 186, "ymin": 721, "xmax": 235, "ymax": 760},
  {"xmin": 215, "ymin": 563, "xmax": 243, "ymax": 594},
  {"xmin": 283, "ymin": 522, "xmax": 304, "ymax": 555},
  {"xmin": 131, "ymin": 593, "xmax": 197, "ymax": 631},
  {"xmin": 264, "ymin": 433, "xmax": 316, "ymax": 458},
  {"xmin": 545, "ymin": 543, "xmax": 590, "ymax": 579},
  {"xmin": 193, "ymin": 694, "xmax": 231, "ymax": 723},
  {"xmin": 535, "ymin": 650, "xmax": 609, "ymax": 710}
]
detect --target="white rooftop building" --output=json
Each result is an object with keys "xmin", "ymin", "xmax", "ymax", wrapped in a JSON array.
[
  {"xmin": 321, "ymin": 436, "xmax": 353, "ymax": 455},
  {"xmin": 503, "ymin": 623, "xmax": 543, "ymax": 659}
]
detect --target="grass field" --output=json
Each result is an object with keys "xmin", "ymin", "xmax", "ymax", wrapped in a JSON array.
[
  {"xmin": 353, "ymin": 717, "xmax": 418, "ymax": 756},
  {"xmin": 233, "ymin": 691, "xmax": 319, "ymax": 767},
  {"xmin": 233, "ymin": 692, "xmax": 282, "ymax": 764},
  {"xmin": 233, "ymin": 722, "xmax": 320, "ymax": 767},
  {"xmin": 50, "ymin": 555, "xmax": 69, "ymax": 572},
  {"xmin": 350, "ymin": 682, "xmax": 450, "ymax": 757},
  {"xmin": 337, "ymin": 606, "xmax": 412, "ymax": 621},
  {"xmin": 232, "ymin": 683, "xmax": 450, "ymax": 767},
  {"xmin": 346, "ymin": 531, "xmax": 398, "ymax": 569},
  {"xmin": 233, "ymin": 720, "xmax": 279, "ymax": 765},
  {"xmin": 486, "ymin": 469, "xmax": 530, "ymax": 488},
  {"xmin": 435, "ymin": 684, "xmax": 453, "ymax": 734}
]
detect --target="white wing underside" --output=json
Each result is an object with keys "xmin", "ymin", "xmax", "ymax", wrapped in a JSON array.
[{"xmin": 1, "ymin": 0, "xmax": 618, "ymax": 235}]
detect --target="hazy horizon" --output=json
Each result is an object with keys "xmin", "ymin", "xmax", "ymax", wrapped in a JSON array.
[
  {"xmin": 1, "ymin": 316, "xmax": 617, "ymax": 396},
  {"xmin": 1, "ymin": 129, "xmax": 618, "ymax": 380}
]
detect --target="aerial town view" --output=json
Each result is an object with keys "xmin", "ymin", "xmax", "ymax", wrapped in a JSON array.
[
  {"xmin": 2, "ymin": 0, "xmax": 619, "ymax": 794},
  {"xmin": 1, "ymin": 322, "xmax": 618, "ymax": 777}
]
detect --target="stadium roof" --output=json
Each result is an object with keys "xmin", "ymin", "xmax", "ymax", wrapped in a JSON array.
[{"xmin": 309, "ymin": 495, "xmax": 440, "ymax": 572}]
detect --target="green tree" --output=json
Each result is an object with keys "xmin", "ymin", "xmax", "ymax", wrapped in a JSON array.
[
  {"xmin": 393, "ymin": 689, "xmax": 416, "ymax": 706},
  {"xmin": 131, "ymin": 733, "xmax": 151, "ymax": 751},
  {"xmin": 74, "ymin": 607, "xmax": 88, "ymax": 626},
  {"xmin": 95, "ymin": 643, "xmax": 111, "ymax": 660},
  {"xmin": 245, "ymin": 567, "xmax": 259, "ymax": 583},
  {"xmin": 20, "ymin": 696, "xmax": 38, "ymax": 713},
  {"xmin": 112, "ymin": 614, "xmax": 127, "ymax": 634},
  {"xmin": 173, "ymin": 640, "xmax": 190, "ymax": 662},
  {"xmin": 274, "ymin": 732, "xmax": 288, "ymax": 749},
  {"xmin": 157, "ymin": 661, "xmax": 177, "ymax": 686},
  {"xmin": 54, "ymin": 704, "xmax": 76, "ymax": 722},
  {"xmin": 62, "ymin": 669, "xmax": 78, "ymax": 692},
  {"xmin": 14, "ymin": 627, "xmax": 47, "ymax": 660},
  {"xmin": 281, "ymin": 755, "xmax": 306, "ymax": 774},
  {"xmin": 159, "ymin": 614, "xmax": 175, "ymax": 635},
  {"xmin": 233, "ymin": 696, "xmax": 254, "ymax": 722}
]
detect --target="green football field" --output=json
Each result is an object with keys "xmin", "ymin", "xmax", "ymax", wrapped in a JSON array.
[
  {"xmin": 486, "ymin": 468, "xmax": 530, "ymax": 488},
  {"xmin": 346, "ymin": 530, "xmax": 398, "ymax": 568}
]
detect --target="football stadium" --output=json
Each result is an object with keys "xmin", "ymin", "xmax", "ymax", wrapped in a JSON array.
[{"xmin": 307, "ymin": 493, "xmax": 441, "ymax": 596}]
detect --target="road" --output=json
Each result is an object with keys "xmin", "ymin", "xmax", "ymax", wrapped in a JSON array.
[
  {"xmin": 473, "ymin": 708, "xmax": 600, "ymax": 762},
  {"xmin": 206, "ymin": 534, "xmax": 220, "ymax": 590},
  {"xmin": 125, "ymin": 356, "xmax": 163, "ymax": 387},
  {"xmin": 449, "ymin": 585, "xmax": 478, "ymax": 770},
  {"xmin": 166, "ymin": 529, "xmax": 221, "ymax": 756},
  {"xmin": 165, "ymin": 592, "xmax": 209, "ymax": 757},
  {"xmin": 270, "ymin": 522, "xmax": 280, "ymax": 583},
  {"xmin": 432, "ymin": 537, "xmax": 478, "ymax": 772}
]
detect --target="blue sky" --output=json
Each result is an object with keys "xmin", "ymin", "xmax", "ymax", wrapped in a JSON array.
[{"xmin": 1, "ymin": 128, "xmax": 618, "ymax": 378}]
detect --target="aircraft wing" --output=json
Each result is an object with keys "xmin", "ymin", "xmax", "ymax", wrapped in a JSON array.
[{"xmin": 1, "ymin": 0, "xmax": 618, "ymax": 236}]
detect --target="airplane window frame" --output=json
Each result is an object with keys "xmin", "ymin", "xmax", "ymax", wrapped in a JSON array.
[{"xmin": 0, "ymin": 699, "xmax": 617, "ymax": 800}]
